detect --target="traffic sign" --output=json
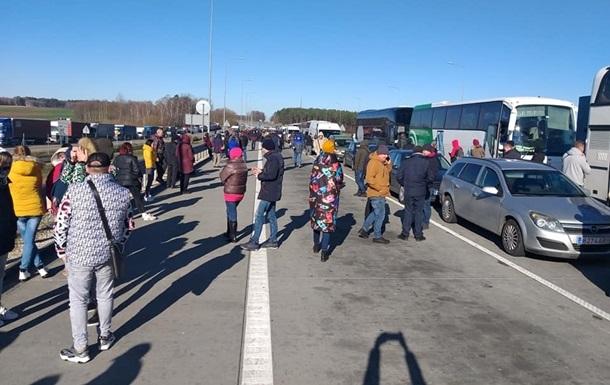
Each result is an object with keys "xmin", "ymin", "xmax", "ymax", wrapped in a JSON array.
[{"xmin": 83, "ymin": 125, "xmax": 90, "ymax": 135}]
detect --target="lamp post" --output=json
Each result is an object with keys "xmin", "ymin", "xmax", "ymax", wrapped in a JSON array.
[
  {"xmin": 447, "ymin": 61, "xmax": 464, "ymax": 102},
  {"xmin": 207, "ymin": 0, "xmax": 214, "ymax": 133}
]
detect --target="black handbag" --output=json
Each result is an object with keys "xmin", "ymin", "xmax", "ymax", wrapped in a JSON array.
[{"xmin": 87, "ymin": 180, "xmax": 124, "ymax": 281}]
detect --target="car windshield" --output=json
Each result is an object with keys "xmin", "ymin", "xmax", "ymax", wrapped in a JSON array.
[
  {"xmin": 503, "ymin": 169, "xmax": 585, "ymax": 197},
  {"xmin": 512, "ymin": 105, "xmax": 575, "ymax": 156},
  {"xmin": 324, "ymin": 130, "xmax": 342, "ymax": 138},
  {"xmin": 334, "ymin": 138, "xmax": 349, "ymax": 147}
]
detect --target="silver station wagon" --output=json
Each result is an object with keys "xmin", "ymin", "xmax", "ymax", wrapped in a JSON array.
[{"xmin": 439, "ymin": 158, "xmax": 610, "ymax": 259}]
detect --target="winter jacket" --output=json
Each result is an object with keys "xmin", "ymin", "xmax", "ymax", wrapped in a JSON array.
[
  {"xmin": 503, "ymin": 148, "xmax": 522, "ymax": 160},
  {"xmin": 228, "ymin": 136, "xmax": 240, "ymax": 150},
  {"xmin": 258, "ymin": 150, "xmax": 284, "ymax": 202},
  {"xmin": 152, "ymin": 135, "xmax": 165, "ymax": 158},
  {"xmin": 9, "ymin": 157, "xmax": 45, "ymax": 217},
  {"xmin": 164, "ymin": 141, "xmax": 178, "ymax": 166},
  {"xmin": 309, "ymin": 153, "xmax": 343, "ymax": 233},
  {"xmin": 213, "ymin": 136, "xmax": 224, "ymax": 153},
  {"xmin": 365, "ymin": 152, "xmax": 391, "ymax": 198},
  {"xmin": 220, "ymin": 158, "xmax": 248, "ymax": 195},
  {"xmin": 54, "ymin": 173, "xmax": 133, "ymax": 267},
  {"xmin": 563, "ymin": 147, "xmax": 591, "ymax": 186},
  {"xmin": 177, "ymin": 136, "xmax": 195, "ymax": 174},
  {"xmin": 398, "ymin": 153, "xmax": 435, "ymax": 198},
  {"xmin": 143, "ymin": 144, "xmax": 156, "ymax": 169},
  {"xmin": 471, "ymin": 145, "xmax": 485, "ymax": 158},
  {"xmin": 60, "ymin": 161, "xmax": 87, "ymax": 184},
  {"xmin": 0, "ymin": 180, "xmax": 17, "ymax": 255},
  {"xmin": 354, "ymin": 140, "xmax": 370, "ymax": 172},
  {"xmin": 112, "ymin": 154, "xmax": 142, "ymax": 187}
]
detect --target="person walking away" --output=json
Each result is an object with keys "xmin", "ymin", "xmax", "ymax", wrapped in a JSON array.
[
  {"xmin": 152, "ymin": 128, "xmax": 166, "ymax": 184},
  {"xmin": 502, "ymin": 140, "xmax": 522, "ymax": 159},
  {"xmin": 309, "ymin": 140, "xmax": 344, "ymax": 262},
  {"xmin": 220, "ymin": 147, "xmax": 248, "ymax": 242},
  {"xmin": 142, "ymin": 139, "xmax": 156, "ymax": 201},
  {"xmin": 239, "ymin": 132, "xmax": 249, "ymax": 163},
  {"xmin": 177, "ymin": 134, "xmax": 195, "ymax": 194},
  {"xmin": 212, "ymin": 133, "xmax": 224, "ymax": 168},
  {"xmin": 562, "ymin": 140, "xmax": 591, "ymax": 187},
  {"xmin": 305, "ymin": 133, "xmax": 313, "ymax": 156},
  {"xmin": 313, "ymin": 133, "xmax": 325, "ymax": 156},
  {"xmin": 353, "ymin": 140, "xmax": 370, "ymax": 197},
  {"xmin": 422, "ymin": 144, "xmax": 439, "ymax": 229},
  {"xmin": 0, "ymin": 151, "xmax": 19, "ymax": 326},
  {"xmin": 61, "ymin": 138, "xmax": 98, "ymax": 185},
  {"xmin": 531, "ymin": 145, "xmax": 547, "ymax": 164},
  {"xmin": 164, "ymin": 136, "xmax": 179, "ymax": 188},
  {"xmin": 241, "ymin": 139, "xmax": 285, "ymax": 251},
  {"xmin": 113, "ymin": 143, "xmax": 156, "ymax": 221},
  {"xmin": 54, "ymin": 152, "xmax": 133, "ymax": 363},
  {"xmin": 398, "ymin": 146, "xmax": 435, "ymax": 241},
  {"xmin": 292, "ymin": 131, "xmax": 305, "ymax": 168},
  {"xmin": 449, "ymin": 139, "xmax": 464, "ymax": 163},
  {"xmin": 358, "ymin": 145, "xmax": 392, "ymax": 244},
  {"xmin": 9, "ymin": 146, "xmax": 48, "ymax": 281},
  {"xmin": 470, "ymin": 139, "xmax": 485, "ymax": 158}
]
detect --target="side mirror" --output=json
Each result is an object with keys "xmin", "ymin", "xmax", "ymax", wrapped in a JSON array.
[{"xmin": 482, "ymin": 186, "xmax": 499, "ymax": 196}]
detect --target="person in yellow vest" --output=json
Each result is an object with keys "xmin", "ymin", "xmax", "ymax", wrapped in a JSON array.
[
  {"xmin": 142, "ymin": 139, "xmax": 156, "ymax": 201},
  {"xmin": 8, "ymin": 146, "xmax": 48, "ymax": 281}
]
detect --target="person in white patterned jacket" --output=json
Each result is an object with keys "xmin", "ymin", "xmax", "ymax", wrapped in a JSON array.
[{"xmin": 54, "ymin": 152, "xmax": 134, "ymax": 363}]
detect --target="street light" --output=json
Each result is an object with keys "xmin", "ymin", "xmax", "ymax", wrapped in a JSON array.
[
  {"xmin": 223, "ymin": 57, "xmax": 245, "ymax": 125},
  {"xmin": 447, "ymin": 61, "xmax": 464, "ymax": 102}
]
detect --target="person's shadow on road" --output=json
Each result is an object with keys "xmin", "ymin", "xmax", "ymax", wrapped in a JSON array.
[{"xmin": 363, "ymin": 332, "xmax": 427, "ymax": 385}]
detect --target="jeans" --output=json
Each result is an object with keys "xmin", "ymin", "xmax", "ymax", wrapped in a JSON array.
[
  {"xmin": 313, "ymin": 230, "xmax": 331, "ymax": 251},
  {"xmin": 293, "ymin": 149, "xmax": 303, "ymax": 167},
  {"xmin": 251, "ymin": 200, "xmax": 278, "ymax": 244},
  {"xmin": 402, "ymin": 195, "xmax": 426, "ymax": 238},
  {"xmin": 145, "ymin": 168, "xmax": 154, "ymax": 196},
  {"xmin": 0, "ymin": 253, "xmax": 7, "ymax": 306},
  {"xmin": 17, "ymin": 216, "xmax": 43, "ymax": 271},
  {"xmin": 242, "ymin": 148, "xmax": 248, "ymax": 163},
  {"xmin": 423, "ymin": 187, "xmax": 434, "ymax": 225},
  {"xmin": 361, "ymin": 197, "xmax": 386, "ymax": 239},
  {"xmin": 68, "ymin": 262, "xmax": 114, "ymax": 352},
  {"xmin": 355, "ymin": 170, "xmax": 366, "ymax": 194},
  {"xmin": 225, "ymin": 200, "xmax": 241, "ymax": 222}
]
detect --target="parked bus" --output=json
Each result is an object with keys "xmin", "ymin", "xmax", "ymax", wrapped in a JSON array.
[
  {"xmin": 584, "ymin": 66, "xmax": 610, "ymax": 204},
  {"xmin": 408, "ymin": 97, "xmax": 576, "ymax": 169},
  {"xmin": 356, "ymin": 107, "xmax": 413, "ymax": 144}
]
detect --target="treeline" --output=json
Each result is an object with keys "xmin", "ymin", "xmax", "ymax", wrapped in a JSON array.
[
  {"xmin": 271, "ymin": 108, "xmax": 357, "ymax": 127},
  {"xmin": 0, "ymin": 96, "xmax": 67, "ymax": 108}
]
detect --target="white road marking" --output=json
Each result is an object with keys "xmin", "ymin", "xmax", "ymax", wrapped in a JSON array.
[
  {"xmin": 342, "ymin": 171, "xmax": 610, "ymax": 322},
  {"xmin": 240, "ymin": 146, "xmax": 274, "ymax": 385}
]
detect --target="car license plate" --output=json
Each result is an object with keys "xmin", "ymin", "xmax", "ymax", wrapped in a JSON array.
[{"xmin": 572, "ymin": 236, "xmax": 610, "ymax": 245}]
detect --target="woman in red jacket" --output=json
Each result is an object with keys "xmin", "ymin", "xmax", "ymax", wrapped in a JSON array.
[{"xmin": 177, "ymin": 134, "xmax": 195, "ymax": 194}]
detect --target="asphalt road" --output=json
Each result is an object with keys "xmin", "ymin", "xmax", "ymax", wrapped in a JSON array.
[{"xmin": 1, "ymin": 148, "xmax": 610, "ymax": 385}]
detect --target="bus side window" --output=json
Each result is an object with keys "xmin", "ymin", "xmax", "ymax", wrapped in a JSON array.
[
  {"xmin": 596, "ymin": 72, "xmax": 610, "ymax": 105},
  {"xmin": 499, "ymin": 104, "xmax": 511, "ymax": 143},
  {"xmin": 478, "ymin": 102, "xmax": 502, "ymax": 156}
]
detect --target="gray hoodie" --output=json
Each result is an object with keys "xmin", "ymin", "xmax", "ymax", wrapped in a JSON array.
[{"xmin": 562, "ymin": 147, "xmax": 591, "ymax": 186}]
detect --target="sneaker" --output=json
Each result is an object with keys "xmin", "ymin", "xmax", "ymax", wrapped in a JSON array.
[
  {"xmin": 240, "ymin": 241, "xmax": 259, "ymax": 252},
  {"xmin": 142, "ymin": 213, "xmax": 157, "ymax": 221},
  {"xmin": 144, "ymin": 195, "xmax": 154, "ymax": 202},
  {"xmin": 60, "ymin": 346, "xmax": 90, "ymax": 363},
  {"xmin": 87, "ymin": 310, "xmax": 99, "ymax": 327},
  {"xmin": 260, "ymin": 240, "xmax": 279, "ymax": 249},
  {"xmin": 18, "ymin": 270, "xmax": 31, "ymax": 281},
  {"xmin": 37, "ymin": 267, "xmax": 49, "ymax": 278},
  {"xmin": 358, "ymin": 229, "xmax": 369, "ymax": 239},
  {"xmin": 415, "ymin": 236, "xmax": 426, "ymax": 242},
  {"xmin": 373, "ymin": 237, "xmax": 390, "ymax": 244},
  {"xmin": 398, "ymin": 233, "xmax": 409, "ymax": 241},
  {"xmin": 0, "ymin": 306, "xmax": 18, "ymax": 322},
  {"xmin": 99, "ymin": 332, "xmax": 116, "ymax": 351}
]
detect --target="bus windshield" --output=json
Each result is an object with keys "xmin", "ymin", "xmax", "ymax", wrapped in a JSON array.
[{"xmin": 512, "ymin": 105, "xmax": 574, "ymax": 156}]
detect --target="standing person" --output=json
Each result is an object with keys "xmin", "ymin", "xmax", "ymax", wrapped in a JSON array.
[
  {"xmin": 241, "ymin": 139, "xmax": 285, "ymax": 251},
  {"xmin": 422, "ymin": 144, "xmax": 438, "ymax": 229},
  {"xmin": 45, "ymin": 147, "xmax": 69, "ymax": 217},
  {"xmin": 152, "ymin": 128, "xmax": 166, "ymax": 184},
  {"xmin": 164, "ymin": 136, "xmax": 179, "ymax": 188},
  {"xmin": 55, "ymin": 152, "xmax": 133, "ymax": 363},
  {"xmin": 291, "ymin": 131, "xmax": 305, "ymax": 168},
  {"xmin": 398, "ymin": 146, "xmax": 435, "ymax": 241},
  {"xmin": 212, "ymin": 133, "xmax": 224, "ymax": 168},
  {"xmin": 177, "ymin": 134, "xmax": 195, "ymax": 194},
  {"xmin": 502, "ymin": 140, "xmax": 522, "ymax": 160},
  {"xmin": 220, "ymin": 147, "xmax": 248, "ymax": 242},
  {"xmin": 470, "ymin": 139, "xmax": 485, "ymax": 158},
  {"xmin": 562, "ymin": 140, "xmax": 591, "ymax": 187},
  {"xmin": 313, "ymin": 133, "xmax": 325, "ymax": 156},
  {"xmin": 353, "ymin": 139, "xmax": 370, "ymax": 197},
  {"xmin": 203, "ymin": 133, "xmax": 213, "ymax": 158},
  {"xmin": 249, "ymin": 130, "xmax": 257, "ymax": 151},
  {"xmin": 112, "ymin": 143, "xmax": 156, "ymax": 221},
  {"xmin": 449, "ymin": 139, "xmax": 464, "ymax": 163},
  {"xmin": 0, "ymin": 151, "xmax": 19, "ymax": 326},
  {"xmin": 61, "ymin": 138, "xmax": 98, "ymax": 185},
  {"xmin": 239, "ymin": 132, "xmax": 249, "ymax": 163},
  {"xmin": 357, "ymin": 145, "xmax": 392, "ymax": 244},
  {"xmin": 397, "ymin": 132, "xmax": 409, "ymax": 149},
  {"xmin": 531, "ymin": 145, "xmax": 547, "ymax": 164},
  {"xmin": 271, "ymin": 132, "xmax": 281, "ymax": 151},
  {"xmin": 8, "ymin": 146, "xmax": 48, "ymax": 281},
  {"xmin": 309, "ymin": 140, "xmax": 344, "ymax": 262},
  {"xmin": 304, "ymin": 132, "xmax": 313, "ymax": 156},
  {"xmin": 142, "ymin": 139, "xmax": 156, "ymax": 201}
]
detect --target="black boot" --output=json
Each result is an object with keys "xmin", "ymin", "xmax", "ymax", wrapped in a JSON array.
[
  {"xmin": 229, "ymin": 221, "xmax": 238, "ymax": 243},
  {"xmin": 320, "ymin": 250, "xmax": 330, "ymax": 262},
  {"xmin": 226, "ymin": 220, "xmax": 231, "ymax": 239}
]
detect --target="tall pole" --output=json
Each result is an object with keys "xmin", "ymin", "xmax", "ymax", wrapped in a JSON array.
[
  {"xmin": 223, "ymin": 62, "xmax": 227, "ymax": 125},
  {"xmin": 207, "ymin": 0, "xmax": 214, "ymax": 133}
]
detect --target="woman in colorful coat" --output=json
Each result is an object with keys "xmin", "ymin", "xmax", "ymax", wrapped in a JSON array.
[{"xmin": 309, "ymin": 139, "xmax": 344, "ymax": 262}]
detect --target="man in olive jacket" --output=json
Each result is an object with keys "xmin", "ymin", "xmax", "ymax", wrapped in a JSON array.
[
  {"xmin": 358, "ymin": 145, "xmax": 392, "ymax": 244},
  {"xmin": 353, "ymin": 140, "xmax": 370, "ymax": 196}
]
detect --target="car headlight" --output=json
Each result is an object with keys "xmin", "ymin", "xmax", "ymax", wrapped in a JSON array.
[{"xmin": 529, "ymin": 212, "xmax": 564, "ymax": 233}]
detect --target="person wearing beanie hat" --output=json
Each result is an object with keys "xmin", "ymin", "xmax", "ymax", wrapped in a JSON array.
[
  {"xmin": 220, "ymin": 147, "xmax": 248, "ymax": 242},
  {"xmin": 358, "ymin": 146, "xmax": 392, "ymax": 244},
  {"xmin": 470, "ymin": 138, "xmax": 485, "ymax": 158},
  {"xmin": 241, "ymin": 138, "xmax": 285, "ymax": 251}
]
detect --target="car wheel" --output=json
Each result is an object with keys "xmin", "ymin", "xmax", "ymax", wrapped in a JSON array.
[
  {"xmin": 441, "ymin": 195, "xmax": 457, "ymax": 223},
  {"xmin": 501, "ymin": 219, "xmax": 525, "ymax": 257},
  {"xmin": 399, "ymin": 186, "xmax": 405, "ymax": 203}
]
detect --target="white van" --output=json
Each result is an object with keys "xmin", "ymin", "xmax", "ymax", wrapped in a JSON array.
[{"xmin": 307, "ymin": 120, "xmax": 343, "ymax": 138}]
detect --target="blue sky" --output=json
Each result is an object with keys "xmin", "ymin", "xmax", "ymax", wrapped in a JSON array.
[{"xmin": 2, "ymin": 0, "xmax": 609, "ymax": 117}]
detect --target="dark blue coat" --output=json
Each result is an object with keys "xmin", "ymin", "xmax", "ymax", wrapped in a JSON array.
[
  {"xmin": 258, "ymin": 151, "xmax": 285, "ymax": 202},
  {"xmin": 397, "ymin": 153, "xmax": 435, "ymax": 198}
]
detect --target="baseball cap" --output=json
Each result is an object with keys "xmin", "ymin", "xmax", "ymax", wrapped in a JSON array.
[{"xmin": 86, "ymin": 152, "xmax": 111, "ymax": 168}]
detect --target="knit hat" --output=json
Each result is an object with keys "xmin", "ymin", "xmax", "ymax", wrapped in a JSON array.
[
  {"xmin": 262, "ymin": 138, "xmax": 275, "ymax": 151},
  {"xmin": 321, "ymin": 139, "xmax": 336, "ymax": 154},
  {"xmin": 229, "ymin": 147, "xmax": 243, "ymax": 159},
  {"xmin": 377, "ymin": 144, "xmax": 389, "ymax": 155},
  {"xmin": 473, "ymin": 138, "xmax": 480, "ymax": 146}
]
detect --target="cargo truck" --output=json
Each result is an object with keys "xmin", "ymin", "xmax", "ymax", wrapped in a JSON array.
[{"xmin": 0, "ymin": 117, "xmax": 51, "ymax": 145}]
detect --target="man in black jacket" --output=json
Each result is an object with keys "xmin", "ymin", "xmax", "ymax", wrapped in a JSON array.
[
  {"xmin": 397, "ymin": 146, "xmax": 435, "ymax": 241},
  {"xmin": 503, "ymin": 140, "xmax": 522, "ymax": 160},
  {"xmin": 0, "ymin": 151, "xmax": 18, "ymax": 326},
  {"xmin": 241, "ymin": 139, "xmax": 284, "ymax": 251}
]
